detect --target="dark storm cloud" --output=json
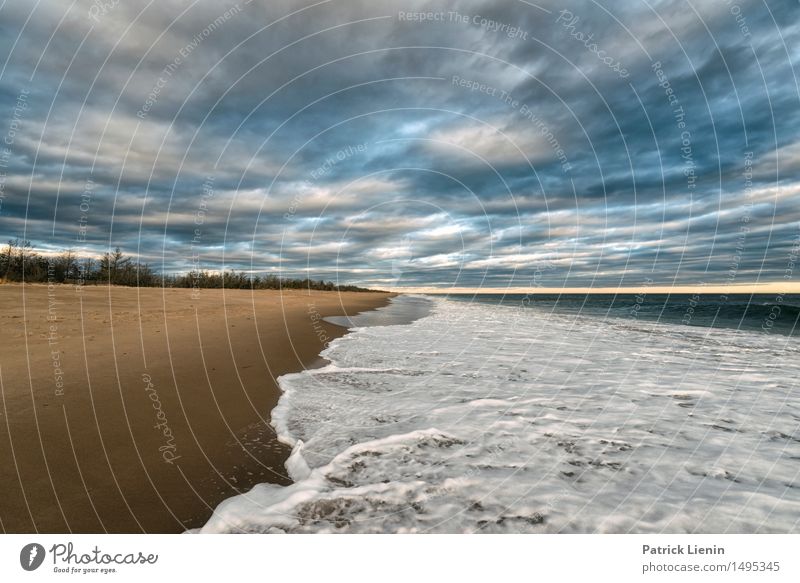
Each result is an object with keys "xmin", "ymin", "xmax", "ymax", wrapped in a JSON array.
[{"xmin": 1, "ymin": 0, "xmax": 798, "ymax": 288}]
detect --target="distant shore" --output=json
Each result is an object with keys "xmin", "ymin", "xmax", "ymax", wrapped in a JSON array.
[{"xmin": 0, "ymin": 283, "xmax": 393, "ymax": 533}]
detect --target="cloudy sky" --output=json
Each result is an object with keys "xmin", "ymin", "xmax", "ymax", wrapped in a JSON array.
[{"xmin": 0, "ymin": 0, "xmax": 798, "ymax": 289}]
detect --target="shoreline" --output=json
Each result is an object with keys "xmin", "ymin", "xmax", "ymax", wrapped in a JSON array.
[{"xmin": 0, "ymin": 283, "xmax": 394, "ymax": 533}]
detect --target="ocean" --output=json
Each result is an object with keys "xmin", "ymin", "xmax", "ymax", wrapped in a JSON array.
[{"xmin": 200, "ymin": 293, "xmax": 800, "ymax": 533}]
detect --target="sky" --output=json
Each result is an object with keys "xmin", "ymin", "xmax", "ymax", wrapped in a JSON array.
[{"xmin": 0, "ymin": 0, "xmax": 799, "ymax": 290}]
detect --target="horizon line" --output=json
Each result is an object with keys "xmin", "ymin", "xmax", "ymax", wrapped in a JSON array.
[{"xmin": 388, "ymin": 282, "xmax": 800, "ymax": 295}]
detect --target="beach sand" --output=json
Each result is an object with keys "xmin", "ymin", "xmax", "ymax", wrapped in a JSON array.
[{"xmin": 0, "ymin": 283, "xmax": 393, "ymax": 533}]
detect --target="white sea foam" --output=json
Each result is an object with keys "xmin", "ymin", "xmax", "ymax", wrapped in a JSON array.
[{"xmin": 200, "ymin": 296, "xmax": 800, "ymax": 533}]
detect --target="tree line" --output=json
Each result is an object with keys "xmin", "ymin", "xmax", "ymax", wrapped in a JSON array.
[{"xmin": 0, "ymin": 239, "xmax": 376, "ymax": 292}]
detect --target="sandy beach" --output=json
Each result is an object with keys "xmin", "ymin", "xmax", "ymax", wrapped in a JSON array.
[{"xmin": 0, "ymin": 283, "xmax": 392, "ymax": 533}]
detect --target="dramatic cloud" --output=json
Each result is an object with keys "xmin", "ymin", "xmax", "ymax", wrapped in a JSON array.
[{"xmin": 1, "ymin": 0, "xmax": 798, "ymax": 288}]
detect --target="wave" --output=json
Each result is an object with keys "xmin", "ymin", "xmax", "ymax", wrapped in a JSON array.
[
  {"xmin": 199, "ymin": 296, "xmax": 800, "ymax": 533},
  {"xmin": 539, "ymin": 298, "xmax": 800, "ymax": 333}
]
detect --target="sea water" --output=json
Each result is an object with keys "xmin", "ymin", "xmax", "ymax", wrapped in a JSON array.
[{"xmin": 200, "ymin": 294, "xmax": 800, "ymax": 533}]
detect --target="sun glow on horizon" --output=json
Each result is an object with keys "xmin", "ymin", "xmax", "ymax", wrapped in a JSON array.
[{"xmin": 389, "ymin": 282, "xmax": 800, "ymax": 295}]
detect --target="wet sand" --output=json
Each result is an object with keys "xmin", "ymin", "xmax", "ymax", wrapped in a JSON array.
[{"xmin": 0, "ymin": 283, "xmax": 393, "ymax": 533}]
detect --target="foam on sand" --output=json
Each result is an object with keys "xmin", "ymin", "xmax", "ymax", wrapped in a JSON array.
[{"xmin": 200, "ymin": 296, "xmax": 800, "ymax": 533}]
